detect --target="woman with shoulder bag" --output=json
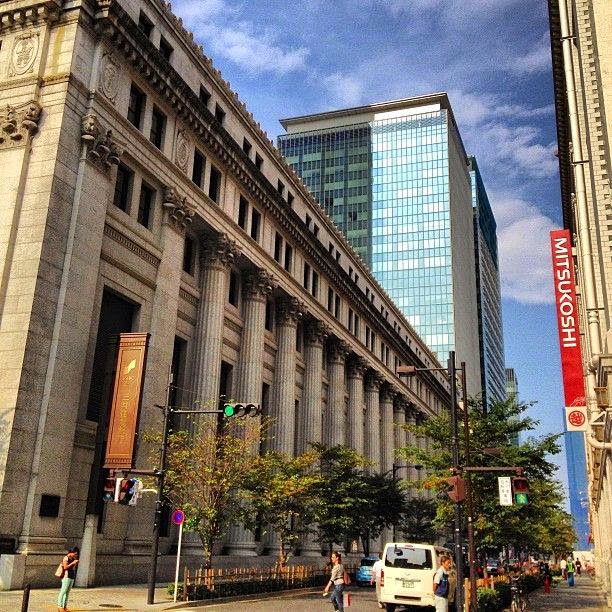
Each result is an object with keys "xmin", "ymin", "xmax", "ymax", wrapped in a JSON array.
[
  {"xmin": 323, "ymin": 551, "xmax": 346, "ymax": 611},
  {"xmin": 57, "ymin": 546, "xmax": 79, "ymax": 612}
]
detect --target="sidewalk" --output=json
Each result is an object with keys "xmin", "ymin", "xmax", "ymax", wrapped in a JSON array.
[
  {"xmin": 527, "ymin": 574, "xmax": 610, "ymax": 611},
  {"xmin": 0, "ymin": 584, "xmax": 176, "ymax": 611}
]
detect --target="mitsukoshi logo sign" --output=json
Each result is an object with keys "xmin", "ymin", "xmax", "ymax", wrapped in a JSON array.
[{"xmin": 550, "ymin": 229, "xmax": 587, "ymax": 431}]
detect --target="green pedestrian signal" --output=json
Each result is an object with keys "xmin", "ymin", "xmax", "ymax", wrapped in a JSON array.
[
  {"xmin": 512, "ymin": 476, "xmax": 529, "ymax": 505},
  {"xmin": 222, "ymin": 402, "xmax": 261, "ymax": 418}
]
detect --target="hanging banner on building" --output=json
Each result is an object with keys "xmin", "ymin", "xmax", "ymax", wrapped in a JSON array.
[
  {"xmin": 103, "ymin": 332, "xmax": 150, "ymax": 469},
  {"xmin": 550, "ymin": 230, "xmax": 586, "ymax": 430}
]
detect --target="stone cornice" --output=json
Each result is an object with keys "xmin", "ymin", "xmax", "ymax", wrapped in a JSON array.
[{"xmin": 0, "ymin": 0, "xmax": 61, "ymax": 32}]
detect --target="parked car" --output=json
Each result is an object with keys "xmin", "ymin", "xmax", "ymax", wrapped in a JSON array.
[
  {"xmin": 355, "ymin": 555, "xmax": 380, "ymax": 586},
  {"xmin": 486, "ymin": 558, "xmax": 500, "ymax": 575}
]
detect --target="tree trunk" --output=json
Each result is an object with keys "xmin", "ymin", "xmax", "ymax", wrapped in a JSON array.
[
  {"xmin": 279, "ymin": 534, "xmax": 287, "ymax": 567},
  {"xmin": 200, "ymin": 534, "xmax": 213, "ymax": 569}
]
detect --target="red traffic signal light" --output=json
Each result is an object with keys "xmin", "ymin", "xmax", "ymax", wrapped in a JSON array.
[{"xmin": 447, "ymin": 475, "xmax": 466, "ymax": 502}]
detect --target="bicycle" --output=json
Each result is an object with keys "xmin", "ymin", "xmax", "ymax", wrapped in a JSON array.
[{"xmin": 510, "ymin": 575, "xmax": 528, "ymax": 612}]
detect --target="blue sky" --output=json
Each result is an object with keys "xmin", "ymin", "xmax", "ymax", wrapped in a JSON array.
[{"xmin": 172, "ymin": 0, "xmax": 568, "ymax": 488}]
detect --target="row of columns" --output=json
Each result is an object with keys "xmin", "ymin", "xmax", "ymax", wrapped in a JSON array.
[{"xmin": 190, "ymin": 234, "xmax": 433, "ymax": 554}]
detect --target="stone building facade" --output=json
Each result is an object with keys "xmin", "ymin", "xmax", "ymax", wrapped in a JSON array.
[
  {"xmin": 549, "ymin": 0, "xmax": 612, "ymax": 605},
  {"xmin": 0, "ymin": 0, "xmax": 450, "ymax": 589}
]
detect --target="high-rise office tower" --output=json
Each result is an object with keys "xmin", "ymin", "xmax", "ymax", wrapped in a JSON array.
[
  {"xmin": 471, "ymin": 157, "xmax": 506, "ymax": 406},
  {"xmin": 505, "ymin": 368, "xmax": 520, "ymax": 447},
  {"xmin": 279, "ymin": 95, "xmax": 482, "ymax": 394}
]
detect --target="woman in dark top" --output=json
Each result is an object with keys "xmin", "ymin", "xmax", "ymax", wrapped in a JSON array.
[
  {"xmin": 57, "ymin": 546, "xmax": 79, "ymax": 612},
  {"xmin": 323, "ymin": 551, "xmax": 345, "ymax": 611}
]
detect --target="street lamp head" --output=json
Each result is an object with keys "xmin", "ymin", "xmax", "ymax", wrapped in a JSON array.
[{"xmin": 397, "ymin": 365, "xmax": 418, "ymax": 376}]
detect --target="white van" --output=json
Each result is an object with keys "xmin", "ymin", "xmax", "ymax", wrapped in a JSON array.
[{"xmin": 379, "ymin": 542, "xmax": 453, "ymax": 611}]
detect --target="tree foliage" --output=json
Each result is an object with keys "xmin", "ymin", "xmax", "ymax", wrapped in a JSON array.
[
  {"xmin": 151, "ymin": 417, "xmax": 264, "ymax": 568},
  {"xmin": 241, "ymin": 450, "xmax": 322, "ymax": 566},
  {"xmin": 397, "ymin": 396, "xmax": 575, "ymax": 556}
]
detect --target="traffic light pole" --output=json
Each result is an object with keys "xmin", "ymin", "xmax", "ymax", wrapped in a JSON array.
[{"xmin": 448, "ymin": 352, "xmax": 464, "ymax": 612}]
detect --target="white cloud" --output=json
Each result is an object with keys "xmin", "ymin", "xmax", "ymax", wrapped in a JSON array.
[
  {"xmin": 494, "ymin": 195, "xmax": 558, "ymax": 304},
  {"xmin": 502, "ymin": 33, "xmax": 551, "ymax": 76},
  {"xmin": 321, "ymin": 72, "xmax": 364, "ymax": 107}
]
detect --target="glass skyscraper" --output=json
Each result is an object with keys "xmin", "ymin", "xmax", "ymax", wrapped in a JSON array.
[
  {"xmin": 279, "ymin": 95, "xmax": 483, "ymax": 394},
  {"xmin": 471, "ymin": 157, "xmax": 506, "ymax": 405}
]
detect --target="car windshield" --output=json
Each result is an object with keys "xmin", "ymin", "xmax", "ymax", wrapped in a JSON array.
[
  {"xmin": 385, "ymin": 546, "xmax": 432, "ymax": 570},
  {"xmin": 360, "ymin": 559, "xmax": 376, "ymax": 567}
]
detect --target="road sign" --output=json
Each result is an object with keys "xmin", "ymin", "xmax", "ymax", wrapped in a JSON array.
[
  {"xmin": 172, "ymin": 509, "xmax": 184, "ymax": 525},
  {"xmin": 498, "ymin": 476, "xmax": 513, "ymax": 506}
]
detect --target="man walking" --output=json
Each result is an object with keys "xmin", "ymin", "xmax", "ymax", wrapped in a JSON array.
[
  {"xmin": 566, "ymin": 557, "xmax": 575, "ymax": 587},
  {"xmin": 370, "ymin": 551, "xmax": 384, "ymax": 609},
  {"xmin": 433, "ymin": 555, "xmax": 452, "ymax": 612}
]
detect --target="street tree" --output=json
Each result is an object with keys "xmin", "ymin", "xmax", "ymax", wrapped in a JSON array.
[
  {"xmin": 397, "ymin": 396, "xmax": 574, "ymax": 557},
  {"xmin": 396, "ymin": 498, "xmax": 439, "ymax": 544},
  {"xmin": 241, "ymin": 449, "xmax": 322, "ymax": 567},
  {"xmin": 311, "ymin": 444, "xmax": 406, "ymax": 554},
  {"xmin": 149, "ymin": 417, "xmax": 264, "ymax": 568}
]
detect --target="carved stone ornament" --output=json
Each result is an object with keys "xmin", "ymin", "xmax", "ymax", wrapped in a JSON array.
[
  {"xmin": 365, "ymin": 370, "xmax": 385, "ymax": 391},
  {"xmin": 348, "ymin": 356, "xmax": 368, "ymax": 379},
  {"xmin": 162, "ymin": 186, "xmax": 195, "ymax": 231},
  {"xmin": 243, "ymin": 269, "xmax": 276, "ymax": 300},
  {"xmin": 9, "ymin": 31, "xmax": 40, "ymax": 77},
  {"xmin": 381, "ymin": 384, "xmax": 398, "ymax": 402},
  {"xmin": 201, "ymin": 233, "xmax": 240, "ymax": 269},
  {"xmin": 174, "ymin": 129, "xmax": 190, "ymax": 173},
  {"xmin": 0, "ymin": 100, "xmax": 42, "ymax": 148},
  {"xmin": 81, "ymin": 114, "xmax": 123, "ymax": 171},
  {"xmin": 328, "ymin": 338, "xmax": 350, "ymax": 363},
  {"xmin": 304, "ymin": 319, "xmax": 331, "ymax": 347},
  {"xmin": 276, "ymin": 296, "xmax": 306, "ymax": 325},
  {"xmin": 99, "ymin": 52, "xmax": 120, "ymax": 102}
]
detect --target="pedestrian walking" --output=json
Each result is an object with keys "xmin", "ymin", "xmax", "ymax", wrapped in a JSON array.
[
  {"xmin": 433, "ymin": 554, "xmax": 452, "ymax": 612},
  {"xmin": 560, "ymin": 557, "xmax": 567, "ymax": 580},
  {"xmin": 323, "ymin": 551, "xmax": 346, "ymax": 611},
  {"xmin": 575, "ymin": 558, "xmax": 582, "ymax": 576},
  {"xmin": 566, "ymin": 557, "xmax": 575, "ymax": 587},
  {"xmin": 370, "ymin": 551, "xmax": 384, "ymax": 609},
  {"xmin": 56, "ymin": 546, "xmax": 79, "ymax": 612},
  {"xmin": 543, "ymin": 563, "xmax": 552, "ymax": 594}
]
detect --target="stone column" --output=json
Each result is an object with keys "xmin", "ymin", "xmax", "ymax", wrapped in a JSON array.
[
  {"xmin": 190, "ymin": 234, "xmax": 239, "ymax": 426},
  {"xmin": 394, "ymin": 401, "xmax": 407, "ymax": 477},
  {"xmin": 270, "ymin": 296, "xmax": 305, "ymax": 455},
  {"xmin": 299, "ymin": 320, "xmax": 330, "ymax": 558},
  {"xmin": 298, "ymin": 320, "xmax": 330, "ymax": 455},
  {"xmin": 347, "ymin": 357, "xmax": 367, "ymax": 455},
  {"xmin": 364, "ymin": 371, "xmax": 384, "ymax": 471},
  {"xmin": 225, "ymin": 268, "xmax": 275, "ymax": 556},
  {"xmin": 416, "ymin": 413, "xmax": 427, "ymax": 498},
  {"xmin": 324, "ymin": 339, "xmax": 349, "ymax": 447},
  {"xmin": 405, "ymin": 407, "xmax": 418, "ymax": 499},
  {"xmin": 380, "ymin": 386, "xmax": 396, "ymax": 475}
]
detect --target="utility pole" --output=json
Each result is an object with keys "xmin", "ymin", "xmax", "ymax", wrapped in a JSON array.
[
  {"xmin": 461, "ymin": 361, "xmax": 478, "ymax": 612},
  {"xmin": 448, "ymin": 351, "xmax": 464, "ymax": 612}
]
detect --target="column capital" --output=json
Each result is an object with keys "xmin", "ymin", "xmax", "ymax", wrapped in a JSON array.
[
  {"xmin": 365, "ymin": 370, "xmax": 384, "ymax": 392},
  {"xmin": 243, "ymin": 268, "xmax": 276, "ymax": 302},
  {"xmin": 328, "ymin": 338, "xmax": 350, "ymax": 364},
  {"xmin": 347, "ymin": 356, "xmax": 368, "ymax": 379},
  {"xmin": 304, "ymin": 319, "xmax": 331, "ymax": 347},
  {"xmin": 394, "ymin": 395, "xmax": 409, "ymax": 413},
  {"xmin": 1, "ymin": 100, "xmax": 42, "ymax": 149},
  {"xmin": 276, "ymin": 295, "xmax": 306, "ymax": 325},
  {"xmin": 201, "ymin": 233, "xmax": 240, "ymax": 270},
  {"xmin": 381, "ymin": 384, "xmax": 399, "ymax": 403},
  {"xmin": 162, "ymin": 186, "xmax": 196, "ymax": 233},
  {"xmin": 80, "ymin": 113, "xmax": 122, "ymax": 171}
]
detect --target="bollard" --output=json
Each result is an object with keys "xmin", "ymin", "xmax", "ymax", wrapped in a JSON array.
[{"xmin": 21, "ymin": 583, "xmax": 31, "ymax": 612}]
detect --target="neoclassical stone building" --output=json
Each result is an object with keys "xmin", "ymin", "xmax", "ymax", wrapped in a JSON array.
[{"xmin": 0, "ymin": 0, "xmax": 450, "ymax": 588}]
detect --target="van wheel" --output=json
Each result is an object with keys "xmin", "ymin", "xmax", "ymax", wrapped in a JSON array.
[{"xmin": 384, "ymin": 605, "xmax": 396, "ymax": 612}]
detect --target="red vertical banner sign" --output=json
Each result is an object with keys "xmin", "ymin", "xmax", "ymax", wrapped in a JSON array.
[
  {"xmin": 550, "ymin": 230, "xmax": 587, "ymax": 431},
  {"xmin": 104, "ymin": 332, "xmax": 150, "ymax": 468}
]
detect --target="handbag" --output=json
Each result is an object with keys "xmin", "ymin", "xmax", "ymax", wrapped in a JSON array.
[{"xmin": 55, "ymin": 563, "xmax": 65, "ymax": 578}]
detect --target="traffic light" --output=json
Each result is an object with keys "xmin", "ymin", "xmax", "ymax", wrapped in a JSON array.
[
  {"xmin": 103, "ymin": 476, "xmax": 116, "ymax": 502},
  {"xmin": 223, "ymin": 402, "xmax": 261, "ymax": 418},
  {"xmin": 446, "ymin": 475, "xmax": 466, "ymax": 502},
  {"xmin": 512, "ymin": 476, "xmax": 529, "ymax": 505}
]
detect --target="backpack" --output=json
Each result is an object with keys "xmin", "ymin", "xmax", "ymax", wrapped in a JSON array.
[{"xmin": 435, "ymin": 571, "xmax": 449, "ymax": 598}]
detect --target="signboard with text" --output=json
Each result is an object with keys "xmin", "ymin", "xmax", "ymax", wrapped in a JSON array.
[
  {"xmin": 550, "ymin": 230, "xmax": 586, "ymax": 430},
  {"xmin": 498, "ymin": 476, "xmax": 513, "ymax": 506},
  {"xmin": 103, "ymin": 332, "xmax": 150, "ymax": 468}
]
